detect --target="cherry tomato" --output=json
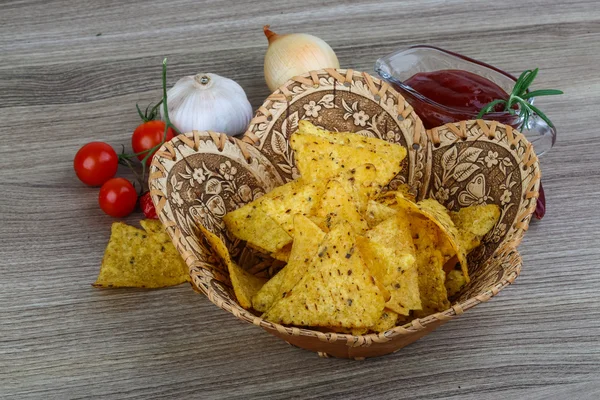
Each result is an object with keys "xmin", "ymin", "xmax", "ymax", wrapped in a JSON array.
[
  {"xmin": 140, "ymin": 191, "xmax": 158, "ymax": 219},
  {"xmin": 98, "ymin": 178, "xmax": 138, "ymax": 218},
  {"xmin": 74, "ymin": 142, "xmax": 118, "ymax": 186},
  {"xmin": 132, "ymin": 121, "xmax": 175, "ymax": 166}
]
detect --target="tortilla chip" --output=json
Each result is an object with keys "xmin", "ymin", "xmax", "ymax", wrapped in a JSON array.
[
  {"xmin": 370, "ymin": 309, "xmax": 400, "ymax": 333},
  {"xmin": 271, "ymin": 244, "xmax": 292, "ymax": 262},
  {"xmin": 445, "ymin": 269, "xmax": 467, "ymax": 298},
  {"xmin": 259, "ymin": 180, "xmax": 326, "ymax": 235},
  {"xmin": 224, "ymin": 204, "xmax": 291, "ymax": 253},
  {"xmin": 357, "ymin": 211, "xmax": 421, "ymax": 315},
  {"xmin": 94, "ymin": 222, "xmax": 189, "ymax": 288},
  {"xmin": 450, "ymin": 204, "xmax": 501, "ymax": 253},
  {"xmin": 417, "ymin": 199, "xmax": 469, "ymax": 283},
  {"xmin": 335, "ymin": 164, "xmax": 381, "ymax": 214},
  {"xmin": 263, "ymin": 222, "xmax": 385, "ymax": 328},
  {"xmin": 393, "ymin": 183, "xmax": 416, "ymax": 202},
  {"xmin": 290, "ymin": 133, "xmax": 404, "ymax": 187},
  {"xmin": 139, "ymin": 219, "xmax": 165, "ymax": 235},
  {"xmin": 317, "ymin": 326, "xmax": 368, "ymax": 335},
  {"xmin": 140, "ymin": 219, "xmax": 189, "ymax": 278},
  {"xmin": 314, "ymin": 180, "xmax": 368, "ymax": 234},
  {"xmin": 228, "ymin": 261, "xmax": 267, "ymax": 309},
  {"xmin": 365, "ymin": 200, "xmax": 398, "ymax": 228},
  {"xmin": 354, "ymin": 236, "xmax": 391, "ymax": 302},
  {"xmin": 198, "ymin": 224, "xmax": 266, "ymax": 309},
  {"xmin": 224, "ymin": 179, "xmax": 326, "ymax": 253},
  {"xmin": 252, "ymin": 215, "xmax": 325, "ymax": 312},
  {"xmin": 379, "ymin": 192, "xmax": 469, "ymax": 283},
  {"xmin": 319, "ymin": 309, "xmax": 399, "ymax": 335},
  {"xmin": 410, "ymin": 217, "xmax": 450, "ymax": 316},
  {"xmin": 297, "ymin": 120, "xmax": 407, "ymax": 162}
]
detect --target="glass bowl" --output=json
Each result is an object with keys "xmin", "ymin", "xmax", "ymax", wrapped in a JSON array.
[{"xmin": 375, "ymin": 45, "xmax": 556, "ymax": 156}]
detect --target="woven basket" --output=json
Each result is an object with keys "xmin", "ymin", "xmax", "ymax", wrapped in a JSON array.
[{"xmin": 148, "ymin": 69, "xmax": 540, "ymax": 359}]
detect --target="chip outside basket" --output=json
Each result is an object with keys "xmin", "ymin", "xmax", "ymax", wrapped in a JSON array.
[{"xmin": 148, "ymin": 69, "xmax": 540, "ymax": 359}]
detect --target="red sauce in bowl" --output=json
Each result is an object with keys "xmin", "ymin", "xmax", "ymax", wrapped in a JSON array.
[
  {"xmin": 403, "ymin": 69, "xmax": 546, "ymax": 219},
  {"xmin": 400, "ymin": 69, "xmax": 516, "ymax": 129},
  {"xmin": 405, "ymin": 70, "xmax": 509, "ymax": 112}
]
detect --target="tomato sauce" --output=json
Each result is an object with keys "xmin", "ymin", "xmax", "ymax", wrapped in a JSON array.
[{"xmin": 402, "ymin": 69, "xmax": 512, "ymax": 129}]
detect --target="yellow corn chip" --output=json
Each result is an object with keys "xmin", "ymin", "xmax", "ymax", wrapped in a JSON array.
[
  {"xmin": 365, "ymin": 200, "xmax": 398, "ymax": 228},
  {"xmin": 379, "ymin": 192, "xmax": 470, "ymax": 283},
  {"xmin": 354, "ymin": 236, "xmax": 391, "ymax": 302},
  {"xmin": 198, "ymin": 224, "xmax": 267, "ymax": 309},
  {"xmin": 394, "ymin": 183, "xmax": 416, "ymax": 202},
  {"xmin": 335, "ymin": 164, "xmax": 381, "ymax": 214},
  {"xmin": 417, "ymin": 199, "xmax": 469, "ymax": 283},
  {"xmin": 259, "ymin": 179, "xmax": 326, "ymax": 236},
  {"xmin": 228, "ymin": 261, "xmax": 267, "ymax": 309},
  {"xmin": 263, "ymin": 222, "xmax": 385, "ymax": 328},
  {"xmin": 316, "ymin": 310, "xmax": 399, "ymax": 335},
  {"xmin": 94, "ymin": 222, "xmax": 189, "ymax": 289},
  {"xmin": 290, "ymin": 133, "xmax": 405, "ymax": 187},
  {"xmin": 445, "ymin": 269, "xmax": 467, "ymax": 298},
  {"xmin": 410, "ymin": 217, "xmax": 450, "ymax": 316},
  {"xmin": 316, "ymin": 326, "xmax": 368, "ymax": 335},
  {"xmin": 224, "ymin": 204, "xmax": 292, "ymax": 253},
  {"xmin": 252, "ymin": 215, "xmax": 325, "ymax": 312},
  {"xmin": 140, "ymin": 219, "xmax": 189, "ymax": 278},
  {"xmin": 252, "ymin": 267, "xmax": 288, "ymax": 313},
  {"xmin": 297, "ymin": 120, "xmax": 407, "ymax": 162},
  {"xmin": 139, "ymin": 219, "xmax": 165, "ymax": 235},
  {"xmin": 450, "ymin": 204, "xmax": 501, "ymax": 253},
  {"xmin": 314, "ymin": 180, "xmax": 368, "ymax": 234},
  {"xmin": 370, "ymin": 309, "xmax": 400, "ymax": 333},
  {"xmin": 271, "ymin": 244, "xmax": 292, "ymax": 262},
  {"xmin": 224, "ymin": 179, "xmax": 325, "ymax": 253},
  {"xmin": 357, "ymin": 212, "xmax": 421, "ymax": 315}
]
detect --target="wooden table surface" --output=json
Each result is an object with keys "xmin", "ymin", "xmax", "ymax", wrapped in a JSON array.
[{"xmin": 2, "ymin": 0, "xmax": 600, "ymax": 398}]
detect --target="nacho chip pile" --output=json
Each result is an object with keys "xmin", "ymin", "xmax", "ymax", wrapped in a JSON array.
[{"xmin": 219, "ymin": 121, "xmax": 500, "ymax": 333}]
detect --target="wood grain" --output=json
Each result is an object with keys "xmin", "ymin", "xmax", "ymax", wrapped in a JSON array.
[{"xmin": 1, "ymin": 0, "xmax": 599, "ymax": 398}]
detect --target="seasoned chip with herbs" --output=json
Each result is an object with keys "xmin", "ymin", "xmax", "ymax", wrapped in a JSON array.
[
  {"xmin": 252, "ymin": 215, "xmax": 325, "ymax": 312},
  {"xmin": 260, "ymin": 180, "xmax": 326, "ymax": 235},
  {"xmin": 290, "ymin": 133, "xmax": 404, "ymax": 187},
  {"xmin": 450, "ymin": 204, "xmax": 501, "ymax": 253},
  {"xmin": 380, "ymin": 191, "xmax": 470, "ymax": 283},
  {"xmin": 198, "ymin": 224, "xmax": 266, "ymax": 309},
  {"xmin": 224, "ymin": 204, "xmax": 292, "ymax": 253},
  {"xmin": 263, "ymin": 222, "xmax": 385, "ymax": 328},
  {"xmin": 224, "ymin": 179, "xmax": 325, "ymax": 253},
  {"xmin": 313, "ymin": 180, "xmax": 368, "ymax": 234},
  {"xmin": 370, "ymin": 309, "xmax": 400, "ymax": 333},
  {"xmin": 94, "ymin": 222, "xmax": 189, "ymax": 289},
  {"xmin": 271, "ymin": 244, "xmax": 292, "ymax": 262},
  {"xmin": 417, "ymin": 198, "xmax": 469, "ymax": 282},
  {"xmin": 357, "ymin": 211, "xmax": 421, "ymax": 315},
  {"xmin": 410, "ymin": 217, "xmax": 450, "ymax": 316},
  {"xmin": 445, "ymin": 269, "xmax": 467, "ymax": 298},
  {"xmin": 297, "ymin": 120, "xmax": 407, "ymax": 162},
  {"xmin": 335, "ymin": 164, "xmax": 381, "ymax": 214},
  {"xmin": 365, "ymin": 200, "xmax": 398, "ymax": 228}
]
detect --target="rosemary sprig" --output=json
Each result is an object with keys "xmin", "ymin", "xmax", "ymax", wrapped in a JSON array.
[{"xmin": 477, "ymin": 68, "xmax": 563, "ymax": 130}]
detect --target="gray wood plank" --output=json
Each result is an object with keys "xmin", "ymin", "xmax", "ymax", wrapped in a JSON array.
[{"xmin": 1, "ymin": 0, "xmax": 599, "ymax": 398}]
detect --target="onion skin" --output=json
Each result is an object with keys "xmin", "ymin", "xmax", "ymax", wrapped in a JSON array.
[{"xmin": 263, "ymin": 25, "xmax": 340, "ymax": 92}]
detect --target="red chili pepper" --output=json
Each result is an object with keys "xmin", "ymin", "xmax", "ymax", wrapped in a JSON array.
[{"xmin": 140, "ymin": 191, "xmax": 158, "ymax": 219}]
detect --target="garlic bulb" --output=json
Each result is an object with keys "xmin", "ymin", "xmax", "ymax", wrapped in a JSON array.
[
  {"xmin": 263, "ymin": 25, "xmax": 340, "ymax": 92},
  {"xmin": 161, "ymin": 73, "xmax": 253, "ymax": 136}
]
